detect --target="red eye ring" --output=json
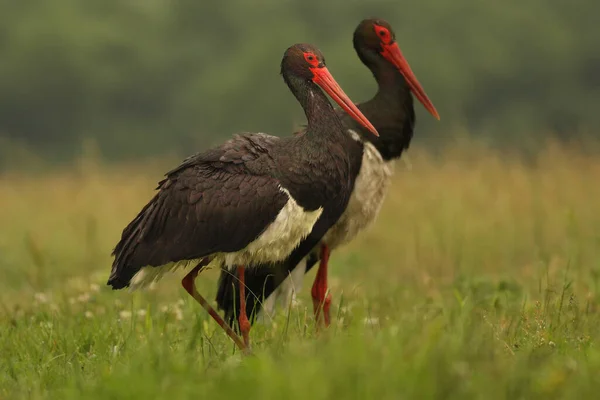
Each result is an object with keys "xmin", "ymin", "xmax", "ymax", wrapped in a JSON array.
[
  {"xmin": 374, "ymin": 24, "xmax": 392, "ymax": 45},
  {"xmin": 303, "ymin": 52, "xmax": 319, "ymax": 67}
]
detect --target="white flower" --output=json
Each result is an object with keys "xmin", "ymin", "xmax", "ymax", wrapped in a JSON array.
[
  {"xmin": 34, "ymin": 292, "xmax": 49, "ymax": 304},
  {"xmin": 77, "ymin": 293, "xmax": 91, "ymax": 303},
  {"xmin": 291, "ymin": 298, "xmax": 302, "ymax": 308},
  {"xmin": 173, "ymin": 308, "xmax": 183, "ymax": 321}
]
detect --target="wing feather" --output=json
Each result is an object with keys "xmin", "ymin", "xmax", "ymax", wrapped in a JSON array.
[{"xmin": 108, "ymin": 133, "xmax": 288, "ymax": 289}]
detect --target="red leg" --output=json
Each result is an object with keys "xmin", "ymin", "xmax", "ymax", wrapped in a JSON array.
[
  {"xmin": 181, "ymin": 260, "xmax": 247, "ymax": 352},
  {"xmin": 237, "ymin": 266, "xmax": 251, "ymax": 348},
  {"xmin": 311, "ymin": 244, "xmax": 332, "ymax": 328}
]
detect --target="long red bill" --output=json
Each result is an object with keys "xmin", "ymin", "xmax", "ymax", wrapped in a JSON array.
[
  {"xmin": 381, "ymin": 43, "xmax": 440, "ymax": 120},
  {"xmin": 311, "ymin": 67, "xmax": 379, "ymax": 136}
]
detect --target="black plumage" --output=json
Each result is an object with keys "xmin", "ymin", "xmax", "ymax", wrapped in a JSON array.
[
  {"xmin": 107, "ymin": 43, "xmax": 378, "ymax": 351},
  {"xmin": 215, "ymin": 18, "xmax": 440, "ymax": 328},
  {"xmin": 108, "ymin": 134, "xmax": 288, "ymax": 289}
]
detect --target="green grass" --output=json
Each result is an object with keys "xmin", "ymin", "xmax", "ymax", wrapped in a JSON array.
[{"xmin": 2, "ymin": 141, "xmax": 600, "ymax": 399}]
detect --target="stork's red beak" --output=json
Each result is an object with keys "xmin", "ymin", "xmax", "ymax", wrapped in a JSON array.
[
  {"xmin": 311, "ymin": 67, "xmax": 379, "ymax": 137},
  {"xmin": 381, "ymin": 43, "xmax": 440, "ymax": 120}
]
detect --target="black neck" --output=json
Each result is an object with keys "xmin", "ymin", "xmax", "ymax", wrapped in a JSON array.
[
  {"xmin": 276, "ymin": 72, "xmax": 360, "ymax": 212},
  {"xmin": 357, "ymin": 44, "xmax": 414, "ymax": 117},
  {"xmin": 284, "ymin": 74, "xmax": 346, "ymax": 140},
  {"xmin": 371, "ymin": 61, "xmax": 412, "ymax": 106},
  {"xmin": 349, "ymin": 45, "xmax": 416, "ymax": 160}
]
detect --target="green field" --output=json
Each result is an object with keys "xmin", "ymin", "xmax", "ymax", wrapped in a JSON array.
[{"xmin": 1, "ymin": 141, "xmax": 600, "ymax": 399}]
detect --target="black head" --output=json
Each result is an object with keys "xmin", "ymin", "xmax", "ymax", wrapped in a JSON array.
[
  {"xmin": 353, "ymin": 18, "xmax": 396, "ymax": 57},
  {"xmin": 281, "ymin": 43, "xmax": 326, "ymax": 81},
  {"xmin": 280, "ymin": 43, "xmax": 379, "ymax": 136},
  {"xmin": 353, "ymin": 18, "xmax": 440, "ymax": 120},
  {"xmin": 353, "ymin": 18, "xmax": 397, "ymax": 66}
]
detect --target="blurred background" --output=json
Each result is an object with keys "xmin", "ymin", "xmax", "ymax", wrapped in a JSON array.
[
  {"xmin": 1, "ymin": 0, "xmax": 598, "ymax": 166},
  {"xmin": 2, "ymin": 2, "xmax": 600, "ymax": 396}
]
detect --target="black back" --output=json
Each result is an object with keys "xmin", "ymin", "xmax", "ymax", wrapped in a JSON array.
[
  {"xmin": 215, "ymin": 26, "xmax": 418, "ymax": 327},
  {"xmin": 108, "ymin": 134, "xmax": 285, "ymax": 289},
  {"xmin": 107, "ymin": 44, "xmax": 363, "ymax": 290}
]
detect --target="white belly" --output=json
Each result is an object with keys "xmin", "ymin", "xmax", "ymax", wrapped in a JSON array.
[
  {"xmin": 321, "ymin": 139, "xmax": 394, "ymax": 250},
  {"xmin": 129, "ymin": 187, "xmax": 323, "ymax": 290},
  {"xmin": 260, "ymin": 133, "xmax": 395, "ymax": 319}
]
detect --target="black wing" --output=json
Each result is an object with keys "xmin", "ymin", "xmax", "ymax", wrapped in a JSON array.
[
  {"xmin": 215, "ymin": 111, "xmax": 357, "ymax": 326},
  {"xmin": 108, "ymin": 133, "xmax": 288, "ymax": 289},
  {"xmin": 231, "ymin": 93, "xmax": 416, "ymax": 324},
  {"xmin": 216, "ymin": 108, "xmax": 416, "ymax": 326}
]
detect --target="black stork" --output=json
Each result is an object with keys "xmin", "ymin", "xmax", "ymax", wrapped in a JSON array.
[
  {"xmin": 215, "ymin": 18, "xmax": 440, "ymax": 328},
  {"xmin": 106, "ymin": 43, "xmax": 378, "ymax": 352}
]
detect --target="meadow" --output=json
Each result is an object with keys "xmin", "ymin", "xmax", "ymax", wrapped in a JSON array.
[{"xmin": 1, "ymin": 140, "xmax": 600, "ymax": 399}]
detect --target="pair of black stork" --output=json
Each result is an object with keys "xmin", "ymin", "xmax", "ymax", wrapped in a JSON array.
[{"xmin": 107, "ymin": 18, "xmax": 439, "ymax": 352}]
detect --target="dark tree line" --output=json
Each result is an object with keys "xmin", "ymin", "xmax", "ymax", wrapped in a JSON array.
[{"xmin": 0, "ymin": 0, "xmax": 598, "ymax": 162}]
